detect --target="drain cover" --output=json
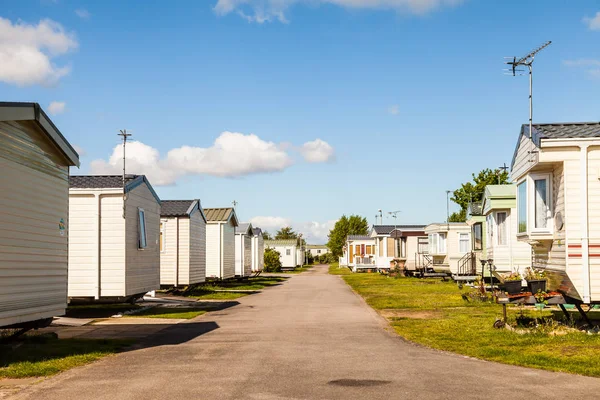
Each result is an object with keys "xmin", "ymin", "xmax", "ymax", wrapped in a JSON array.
[{"xmin": 328, "ymin": 379, "xmax": 391, "ymax": 387}]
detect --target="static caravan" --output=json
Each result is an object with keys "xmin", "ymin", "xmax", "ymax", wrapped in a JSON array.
[
  {"xmin": 510, "ymin": 122, "xmax": 600, "ymax": 303},
  {"xmin": 160, "ymin": 200, "xmax": 207, "ymax": 287},
  {"xmin": 251, "ymin": 227, "xmax": 264, "ymax": 272},
  {"xmin": 341, "ymin": 235, "xmax": 376, "ymax": 272},
  {"xmin": 424, "ymin": 223, "xmax": 471, "ymax": 275},
  {"xmin": 481, "ymin": 185, "xmax": 531, "ymax": 275},
  {"xmin": 205, "ymin": 208, "xmax": 238, "ymax": 280},
  {"xmin": 68, "ymin": 175, "xmax": 161, "ymax": 302},
  {"xmin": 306, "ymin": 245, "xmax": 330, "ymax": 258},
  {"xmin": 235, "ymin": 223, "xmax": 253, "ymax": 277},
  {"xmin": 464, "ymin": 202, "xmax": 487, "ymax": 276},
  {"xmin": 264, "ymin": 239, "xmax": 302, "ymax": 270},
  {"xmin": 370, "ymin": 225, "xmax": 428, "ymax": 270},
  {"xmin": 0, "ymin": 103, "xmax": 79, "ymax": 328}
]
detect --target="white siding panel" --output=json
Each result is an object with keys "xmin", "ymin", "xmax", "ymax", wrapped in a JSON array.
[
  {"xmin": 68, "ymin": 194, "xmax": 97, "ymax": 297},
  {"xmin": 206, "ymin": 223, "xmax": 221, "ymax": 278},
  {"xmin": 0, "ymin": 120, "xmax": 70, "ymax": 327},
  {"xmin": 511, "ymin": 134, "xmax": 537, "ymax": 181},
  {"xmin": 244, "ymin": 235, "xmax": 252, "ymax": 276},
  {"xmin": 189, "ymin": 211, "xmax": 206, "ymax": 284},
  {"xmin": 222, "ymin": 221, "xmax": 235, "ymax": 279},
  {"xmin": 100, "ymin": 195, "xmax": 125, "ymax": 297},
  {"xmin": 124, "ymin": 182, "xmax": 160, "ymax": 296},
  {"xmin": 159, "ymin": 217, "xmax": 177, "ymax": 286}
]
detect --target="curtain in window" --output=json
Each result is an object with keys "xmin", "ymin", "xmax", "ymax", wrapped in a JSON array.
[
  {"xmin": 497, "ymin": 212, "xmax": 507, "ymax": 245},
  {"xmin": 534, "ymin": 179, "xmax": 548, "ymax": 228},
  {"xmin": 439, "ymin": 234, "xmax": 447, "ymax": 253},
  {"xmin": 459, "ymin": 233, "xmax": 469, "ymax": 253}
]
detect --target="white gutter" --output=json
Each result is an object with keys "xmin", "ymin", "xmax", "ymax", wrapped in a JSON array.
[{"xmin": 580, "ymin": 144, "xmax": 591, "ymax": 303}]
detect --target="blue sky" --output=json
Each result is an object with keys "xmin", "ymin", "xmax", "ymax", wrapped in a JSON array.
[{"xmin": 2, "ymin": 1, "xmax": 600, "ymax": 243}]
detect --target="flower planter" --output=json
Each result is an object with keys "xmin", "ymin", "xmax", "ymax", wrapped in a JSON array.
[
  {"xmin": 502, "ymin": 280, "xmax": 522, "ymax": 295},
  {"xmin": 527, "ymin": 279, "xmax": 547, "ymax": 294}
]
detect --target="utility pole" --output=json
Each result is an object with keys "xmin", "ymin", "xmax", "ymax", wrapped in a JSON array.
[
  {"xmin": 118, "ymin": 130, "xmax": 132, "ymax": 219},
  {"xmin": 446, "ymin": 190, "xmax": 451, "ymax": 231},
  {"xmin": 505, "ymin": 41, "xmax": 551, "ymax": 139}
]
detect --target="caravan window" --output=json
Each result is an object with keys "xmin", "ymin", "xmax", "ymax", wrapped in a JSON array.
[
  {"xmin": 160, "ymin": 222, "xmax": 165, "ymax": 252},
  {"xmin": 472, "ymin": 223, "xmax": 482, "ymax": 251},
  {"xmin": 138, "ymin": 208, "xmax": 147, "ymax": 249},
  {"xmin": 286, "ymin": 249, "xmax": 291, "ymax": 256},
  {"xmin": 534, "ymin": 178, "xmax": 549, "ymax": 229},
  {"xmin": 496, "ymin": 212, "xmax": 507, "ymax": 246},
  {"xmin": 517, "ymin": 181, "xmax": 527, "ymax": 233},
  {"xmin": 459, "ymin": 233, "xmax": 470, "ymax": 253}
]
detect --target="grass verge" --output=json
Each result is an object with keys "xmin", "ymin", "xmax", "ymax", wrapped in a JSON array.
[
  {"xmin": 125, "ymin": 307, "xmax": 206, "ymax": 319},
  {"xmin": 328, "ymin": 263, "xmax": 351, "ymax": 275},
  {"xmin": 0, "ymin": 335, "xmax": 132, "ymax": 379},
  {"xmin": 336, "ymin": 272, "xmax": 600, "ymax": 377},
  {"xmin": 168, "ymin": 276, "xmax": 287, "ymax": 300}
]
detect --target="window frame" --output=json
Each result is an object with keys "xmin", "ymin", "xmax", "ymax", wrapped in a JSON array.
[
  {"xmin": 530, "ymin": 173, "xmax": 552, "ymax": 233},
  {"xmin": 472, "ymin": 222, "xmax": 483, "ymax": 251},
  {"xmin": 138, "ymin": 208, "xmax": 148, "ymax": 250},
  {"xmin": 286, "ymin": 248, "xmax": 291, "ymax": 256},
  {"xmin": 517, "ymin": 179, "xmax": 527, "ymax": 235},
  {"xmin": 458, "ymin": 232, "xmax": 470, "ymax": 253},
  {"xmin": 496, "ymin": 211, "xmax": 508, "ymax": 246},
  {"xmin": 160, "ymin": 220, "xmax": 166, "ymax": 252}
]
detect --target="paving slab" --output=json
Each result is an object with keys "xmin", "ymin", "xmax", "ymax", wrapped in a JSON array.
[{"xmin": 7, "ymin": 264, "xmax": 600, "ymax": 400}]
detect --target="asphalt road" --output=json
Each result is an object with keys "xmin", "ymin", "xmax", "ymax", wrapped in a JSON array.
[{"xmin": 12, "ymin": 265, "xmax": 600, "ymax": 399}]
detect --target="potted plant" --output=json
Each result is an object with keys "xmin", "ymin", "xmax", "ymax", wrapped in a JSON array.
[
  {"xmin": 501, "ymin": 271, "xmax": 523, "ymax": 295},
  {"xmin": 524, "ymin": 267, "xmax": 547, "ymax": 294}
]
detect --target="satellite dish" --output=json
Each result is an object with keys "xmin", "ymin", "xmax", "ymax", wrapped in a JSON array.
[{"xmin": 555, "ymin": 212, "xmax": 564, "ymax": 231}]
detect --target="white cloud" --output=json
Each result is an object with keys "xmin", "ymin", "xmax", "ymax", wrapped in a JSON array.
[
  {"xmin": 73, "ymin": 144, "xmax": 86, "ymax": 157},
  {"xmin": 583, "ymin": 12, "xmax": 600, "ymax": 31},
  {"xmin": 388, "ymin": 104, "xmax": 400, "ymax": 115},
  {"xmin": 90, "ymin": 132, "xmax": 335, "ymax": 186},
  {"xmin": 75, "ymin": 9, "xmax": 91, "ymax": 19},
  {"xmin": 249, "ymin": 216, "xmax": 293, "ymax": 232},
  {"xmin": 563, "ymin": 59, "xmax": 600, "ymax": 67},
  {"xmin": 0, "ymin": 17, "xmax": 78, "ymax": 86},
  {"xmin": 47, "ymin": 101, "xmax": 66, "ymax": 115},
  {"xmin": 249, "ymin": 216, "xmax": 336, "ymax": 243},
  {"xmin": 214, "ymin": 0, "xmax": 463, "ymax": 23},
  {"xmin": 299, "ymin": 139, "xmax": 335, "ymax": 163}
]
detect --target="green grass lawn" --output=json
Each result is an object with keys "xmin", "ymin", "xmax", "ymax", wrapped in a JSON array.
[
  {"xmin": 168, "ymin": 276, "xmax": 287, "ymax": 300},
  {"xmin": 335, "ymin": 272, "xmax": 600, "ymax": 377},
  {"xmin": 0, "ymin": 335, "xmax": 132, "ymax": 379},
  {"xmin": 125, "ymin": 307, "xmax": 207, "ymax": 319},
  {"xmin": 328, "ymin": 263, "xmax": 351, "ymax": 275}
]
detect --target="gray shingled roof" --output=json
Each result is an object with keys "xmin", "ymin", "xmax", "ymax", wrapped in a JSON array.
[
  {"xmin": 532, "ymin": 122, "xmax": 600, "ymax": 140},
  {"xmin": 70, "ymin": 175, "xmax": 137, "ymax": 189},
  {"xmin": 372, "ymin": 225, "xmax": 426, "ymax": 235},
  {"xmin": 252, "ymin": 227, "xmax": 262, "ymax": 236},
  {"xmin": 468, "ymin": 201, "xmax": 483, "ymax": 216},
  {"xmin": 236, "ymin": 222, "xmax": 253, "ymax": 235},
  {"xmin": 161, "ymin": 200, "xmax": 195, "ymax": 217},
  {"xmin": 347, "ymin": 235, "xmax": 373, "ymax": 241}
]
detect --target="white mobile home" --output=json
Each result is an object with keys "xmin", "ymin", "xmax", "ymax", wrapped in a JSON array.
[
  {"xmin": 511, "ymin": 122, "xmax": 600, "ymax": 303},
  {"xmin": 0, "ymin": 103, "xmax": 80, "ymax": 328},
  {"xmin": 481, "ymin": 185, "xmax": 532, "ymax": 275},
  {"xmin": 340, "ymin": 235, "xmax": 376, "ymax": 271},
  {"xmin": 265, "ymin": 239, "xmax": 303, "ymax": 270},
  {"xmin": 160, "ymin": 200, "xmax": 207, "ymax": 287},
  {"xmin": 424, "ymin": 222, "xmax": 471, "ymax": 275},
  {"xmin": 68, "ymin": 175, "xmax": 161, "ymax": 302},
  {"xmin": 205, "ymin": 208, "xmax": 239, "ymax": 280},
  {"xmin": 306, "ymin": 245, "xmax": 330, "ymax": 258},
  {"xmin": 251, "ymin": 227, "xmax": 264, "ymax": 273},
  {"xmin": 370, "ymin": 225, "xmax": 428, "ymax": 270},
  {"xmin": 235, "ymin": 223, "xmax": 253, "ymax": 277}
]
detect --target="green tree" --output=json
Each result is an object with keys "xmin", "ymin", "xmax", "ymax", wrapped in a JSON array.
[
  {"xmin": 264, "ymin": 248, "xmax": 282, "ymax": 272},
  {"xmin": 275, "ymin": 226, "xmax": 298, "ymax": 240},
  {"xmin": 449, "ymin": 168, "xmax": 510, "ymax": 222},
  {"xmin": 262, "ymin": 231, "xmax": 273, "ymax": 240},
  {"xmin": 326, "ymin": 215, "xmax": 369, "ymax": 258}
]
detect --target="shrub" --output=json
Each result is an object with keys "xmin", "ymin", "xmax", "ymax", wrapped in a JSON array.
[{"xmin": 264, "ymin": 248, "xmax": 282, "ymax": 272}]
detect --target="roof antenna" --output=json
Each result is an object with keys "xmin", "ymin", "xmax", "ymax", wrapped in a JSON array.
[
  {"xmin": 232, "ymin": 200, "xmax": 238, "ymax": 210},
  {"xmin": 118, "ymin": 129, "xmax": 132, "ymax": 219},
  {"xmin": 498, "ymin": 163, "xmax": 509, "ymax": 183},
  {"xmin": 504, "ymin": 41, "xmax": 551, "ymax": 139}
]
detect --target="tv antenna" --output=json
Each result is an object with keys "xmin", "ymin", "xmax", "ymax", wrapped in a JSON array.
[
  {"xmin": 388, "ymin": 210, "xmax": 401, "ymax": 239},
  {"xmin": 498, "ymin": 162, "xmax": 509, "ymax": 183},
  {"xmin": 118, "ymin": 129, "xmax": 132, "ymax": 218},
  {"xmin": 504, "ymin": 41, "xmax": 551, "ymax": 139}
]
